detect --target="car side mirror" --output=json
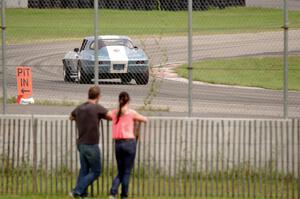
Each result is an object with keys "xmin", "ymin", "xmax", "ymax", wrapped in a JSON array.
[{"xmin": 74, "ymin": 48, "xmax": 79, "ymax": 53}]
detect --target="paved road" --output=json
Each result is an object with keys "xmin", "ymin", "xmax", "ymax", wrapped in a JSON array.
[
  {"xmin": 1, "ymin": 30, "xmax": 300, "ymax": 117},
  {"xmin": 246, "ymin": 0, "xmax": 300, "ymax": 10}
]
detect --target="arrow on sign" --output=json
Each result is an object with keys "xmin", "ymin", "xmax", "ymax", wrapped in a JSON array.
[{"xmin": 21, "ymin": 88, "xmax": 30, "ymax": 94}]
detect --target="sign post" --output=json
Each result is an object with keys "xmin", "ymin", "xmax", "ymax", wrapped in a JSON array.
[{"xmin": 16, "ymin": 66, "xmax": 33, "ymax": 104}]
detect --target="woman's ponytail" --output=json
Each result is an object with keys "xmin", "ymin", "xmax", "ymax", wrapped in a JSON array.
[{"xmin": 116, "ymin": 92, "xmax": 130, "ymax": 124}]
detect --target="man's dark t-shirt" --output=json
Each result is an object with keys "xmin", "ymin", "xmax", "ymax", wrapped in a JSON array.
[{"xmin": 71, "ymin": 102, "xmax": 108, "ymax": 145}]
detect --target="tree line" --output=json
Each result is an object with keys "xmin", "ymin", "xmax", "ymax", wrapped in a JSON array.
[{"xmin": 29, "ymin": 0, "xmax": 245, "ymax": 10}]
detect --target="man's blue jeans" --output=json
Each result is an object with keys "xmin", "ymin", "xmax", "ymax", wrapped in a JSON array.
[
  {"xmin": 73, "ymin": 144, "xmax": 101, "ymax": 196},
  {"xmin": 110, "ymin": 139, "xmax": 137, "ymax": 198}
]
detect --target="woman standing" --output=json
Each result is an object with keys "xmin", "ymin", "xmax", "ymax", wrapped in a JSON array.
[{"xmin": 109, "ymin": 92, "xmax": 147, "ymax": 199}]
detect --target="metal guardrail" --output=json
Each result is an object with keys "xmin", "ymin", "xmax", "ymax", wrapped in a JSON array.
[{"xmin": 0, "ymin": 115, "xmax": 299, "ymax": 198}]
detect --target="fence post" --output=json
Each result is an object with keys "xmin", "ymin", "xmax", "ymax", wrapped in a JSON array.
[
  {"xmin": 94, "ymin": 0, "xmax": 99, "ymax": 85},
  {"xmin": 283, "ymin": 0, "xmax": 289, "ymax": 118},
  {"xmin": 32, "ymin": 116, "xmax": 38, "ymax": 193},
  {"xmin": 1, "ymin": 0, "xmax": 7, "ymax": 114},
  {"xmin": 188, "ymin": 0, "xmax": 193, "ymax": 117}
]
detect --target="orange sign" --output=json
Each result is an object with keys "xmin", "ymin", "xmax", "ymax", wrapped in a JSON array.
[{"xmin": 16, "ymin": 66, "xmax": 32, "ymax": 99}]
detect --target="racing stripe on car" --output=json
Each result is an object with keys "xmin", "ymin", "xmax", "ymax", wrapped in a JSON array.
[
  {"xmin": 106, "ymin": 46, "xmax": 129, "ymax": 62},
  {"xmin": 106, "ymin": 46, "xmax": 129, "ymax": 73}
]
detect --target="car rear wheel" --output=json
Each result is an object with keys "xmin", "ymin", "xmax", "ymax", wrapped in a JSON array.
[
  {"xmin": 135, "ymin": 72, "xmax": 149, "ymax": 85},
  {"xmin": 78, "ymin": 66, "xmax": 93, "ymax": 84}
]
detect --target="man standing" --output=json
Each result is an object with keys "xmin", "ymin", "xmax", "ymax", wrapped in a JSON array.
[{"xmin": 69, "ymin": 86, "xmax": 112, "ymax": 198}]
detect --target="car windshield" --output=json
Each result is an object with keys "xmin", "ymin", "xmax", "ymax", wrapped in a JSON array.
[{"xmin": 90, "ymin": 39, "xmax": 134, "ymax": 49}]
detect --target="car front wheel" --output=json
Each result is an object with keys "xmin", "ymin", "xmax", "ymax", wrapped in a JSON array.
[
  {"xmin": 77, "ymin": 65, "xmax": 93, "ymax": 84},
  {"xmin": 63, "ymin": 68, "xmax": 74, "ymax": 82}
]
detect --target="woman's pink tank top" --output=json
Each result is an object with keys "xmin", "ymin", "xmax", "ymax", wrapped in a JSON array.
[{"xmin": 112, "ymin": 109, "xmax": 135, "ymax": 139}]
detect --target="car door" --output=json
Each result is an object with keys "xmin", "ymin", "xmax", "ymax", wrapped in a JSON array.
[
  {"xmin": 63, "ymin": 39, "xmax": 87, "ymax": 71},
  {"xmin": 73, "ymin": 39, "xmax": 88, "ymax": 68}
]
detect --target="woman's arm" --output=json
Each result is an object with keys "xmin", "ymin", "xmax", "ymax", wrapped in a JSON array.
[{"xmin": 133, "ymin": 110, "xmax": 148, "ymax": 123}]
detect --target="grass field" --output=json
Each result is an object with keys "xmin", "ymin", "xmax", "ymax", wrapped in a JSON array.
[
  {"xmin": 0, "ymin": 160, "xmax": 297, "ymax": 198},
  {"xmin": 5, "ymin": 7, "xmax": 300, "ymax": 43},
  {"xmin": 0, "ymin": 195, "xmax": 270, "ymax": 199},
  {"xmin": 1, "ymin": 168, "xmax": 296, "ymax": 199},
  {"xmin": 176, "ymin": 56, "xmax": 300, "ymax": 91}
]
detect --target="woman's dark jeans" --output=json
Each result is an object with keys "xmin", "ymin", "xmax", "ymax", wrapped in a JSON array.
[{"xmin": 110, "ymin": 139, "xmax": 137, "ymax": 198}]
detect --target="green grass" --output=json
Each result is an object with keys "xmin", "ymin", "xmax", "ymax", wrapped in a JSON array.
[
  {"xmin": 0, "ymin": 167, "xmax": 297, "ymax": 199},
  {"xmin": 5, "ymin": 7, "xmax": 300, "ymax": 43},
  {"xmin": 0, "ymin": 97, "xmax": 80, "ymax": 106},
  {"xmin": 176, "ymin": 56, "xmax": 300, "ymax": 90},
  {"xmin": 0, "ymin": 96, "xmax": 17, "ymax": 104},
  {"xmin": 0, "ymin": 155, "xmax": 298, "ymax": 198},
  {"xmin": 0, "ymin": 195, "xmax": 270, "ymax": 199}
]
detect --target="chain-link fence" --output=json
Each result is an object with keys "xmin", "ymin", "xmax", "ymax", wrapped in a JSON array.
[{"xmin": 1, "ymin": 0, "xmax": 300, "ymax": 117}]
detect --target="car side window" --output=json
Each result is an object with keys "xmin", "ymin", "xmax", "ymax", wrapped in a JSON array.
[
  {"xmin": 90, "ymin": 40, "xmax": 105, "ymax": 50},
  {"xmin": 125, "ymin": 39, "xmax": 134, "ymax": 49},
  {"xmin": 80, "ymin": 39, "xmax": 88, "ymax": 52}
]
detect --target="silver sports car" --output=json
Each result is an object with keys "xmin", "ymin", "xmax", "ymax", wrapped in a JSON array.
[{"xmin": 62, "ymin": 35, "xmax": 149, "ymax": 85}]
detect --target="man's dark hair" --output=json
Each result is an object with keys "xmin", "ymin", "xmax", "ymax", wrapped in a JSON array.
[{"xmin": 88, "ymin": 86, "xmax": 101, "ymax": 100}]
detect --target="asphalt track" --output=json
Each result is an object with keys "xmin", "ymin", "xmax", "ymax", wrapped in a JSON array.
[
  {"xmin": 246, "ymin": 0, "xmax": 300, "ymax": 10},
  {"xmin": 1, "ymin": 30, "xmax": 300, "ymax": 118}
]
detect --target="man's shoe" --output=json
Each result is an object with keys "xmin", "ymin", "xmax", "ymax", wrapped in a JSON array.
[
  {"xmin": 109, "ymin": 195, "xmax": 116, "ymax": 199},
  {"xmin": 69, "ymin": 191, "xmax": 82, "ymax": 198},
  {"xmin": 81, "ymin": 192, "xmax": 89, "ymax": 198}
]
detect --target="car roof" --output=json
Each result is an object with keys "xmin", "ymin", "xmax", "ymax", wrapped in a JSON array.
[{"xmin": 84, "ymin": 35, "xmax": 131, "ymax": 41}]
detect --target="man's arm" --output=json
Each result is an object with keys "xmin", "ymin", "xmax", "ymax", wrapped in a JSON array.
[
  {"xmin": 105, "ymin": 111, "xmax": 113, "ymax": 121},
  {"xmin": 69, "ymin": 114, "xmax": 75, "ymax": 121},
  {"xmin": 70, "ymin": 109, "xmax": 77, "ymax": 121},
  {"xmin": 98, "ymin": 105, "xmax": 112, "ymax": 121}
]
